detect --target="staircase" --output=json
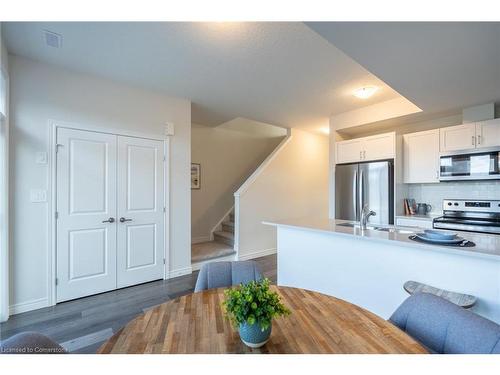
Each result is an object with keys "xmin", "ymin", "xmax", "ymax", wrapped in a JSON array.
[
  {"xmin": 191, "ymin": 210, "xmax": 236, "ymax": 267},
  {"xmin": 213, "ymin": 211, "xmax": 235, "ymax": 246}
]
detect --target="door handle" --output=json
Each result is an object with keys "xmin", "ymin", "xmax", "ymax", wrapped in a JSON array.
[
  {"xmin": 119, "ymin": 217, "xmax": 133, "ymax": 223},
  {"xmin": 102, "ymin": 217, "xmax": 115, "ymax": 223}
]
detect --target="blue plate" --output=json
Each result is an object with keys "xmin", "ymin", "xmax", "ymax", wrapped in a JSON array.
[
  {"xmin": 416, "ymin": 232, "xmax": 464, "ymax": 244},
  {"xmin": 424, "ymin": 229, "xmax": 458, "ymax": 240}
]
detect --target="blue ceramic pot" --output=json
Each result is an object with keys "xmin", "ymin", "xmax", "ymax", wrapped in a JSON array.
[{"xmin": 239, "ymin": 322, "xmax": 272, "ymax": 348}]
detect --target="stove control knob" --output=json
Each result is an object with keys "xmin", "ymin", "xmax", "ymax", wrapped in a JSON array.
[
  {"xmin": 448, "ymin": 202, "xmax": 452, "ymax": 206},
  {"xmin": 454, "ymin": 203, "xmax": 459, "ymax": 206}
]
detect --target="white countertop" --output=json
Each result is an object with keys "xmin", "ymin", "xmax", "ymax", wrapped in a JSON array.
[
  {"xmin": 396, "ymin": 213, "xmax": 441, "ymax": 221},
  {"xmin": 263, "ymin": 217, "xmax": 500, "ymax": 260}
]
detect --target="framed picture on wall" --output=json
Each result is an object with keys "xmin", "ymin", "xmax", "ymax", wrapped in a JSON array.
[{"xmin": 191, "ymin": 163, "xmax": 201, "ymax": 189}]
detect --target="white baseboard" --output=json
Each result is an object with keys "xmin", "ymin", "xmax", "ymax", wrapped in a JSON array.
[
  {"xmin": 9, "ymin": 297, "xmax": 49, "ymax": 315},
  {"xmin": 191, "ymin": 236, "xmax": 212, "ymax": 244},
  {"xmin": 191, "ymin": 253, "xmax": 237, "ymax": 271},
  {"xmin": 167, "ymin": 266, "xmax": 193, "ymax": 279},
  {"xmin": 238, "ymin": 248, "xmax": 277, "ymax": 261}
]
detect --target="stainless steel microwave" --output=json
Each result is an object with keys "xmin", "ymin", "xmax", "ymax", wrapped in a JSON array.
[{"xmin": 440, "ymin": 151, "xmax": 500, "ymax": 181}]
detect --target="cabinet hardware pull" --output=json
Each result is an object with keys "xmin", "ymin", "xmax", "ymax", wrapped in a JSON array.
[
  {"xmin": 472, "ymin": 135, "xmax": 475, "ymax": 146},
  {"xmin": 477, "ymin": 135, "xmax": 481, "ymax": 145},
  {"xmin": 102, "ymin": 217, "xmax": 115, "ymax": 223},
  {"xmin": 119, "ymin": 217, "xmax": 133, "ymax": 223}
]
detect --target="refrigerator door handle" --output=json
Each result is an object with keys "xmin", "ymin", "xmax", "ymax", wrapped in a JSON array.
[
  {"xmin": 353, "ymin": 169, "xmax": 357, "ymax": 221},
  {"xmin": 359, "ymin": 169, "xmax": 364, "ymax": 219}
]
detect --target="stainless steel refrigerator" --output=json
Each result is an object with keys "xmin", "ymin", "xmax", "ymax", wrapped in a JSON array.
[{"xmin": 335, "ymin": 160, "xmax": 394, "ymax": 225}]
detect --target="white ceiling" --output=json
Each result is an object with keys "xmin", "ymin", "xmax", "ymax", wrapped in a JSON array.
[
  {"xmin": 307, "ymin": 22, "xmax": 500, "ymax": 116},
  {"xmin": 2, "ymin": 22, "xmax": 403, "ymax": 133}
]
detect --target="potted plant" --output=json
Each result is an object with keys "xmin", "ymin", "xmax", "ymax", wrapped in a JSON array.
[{"xmin": 222, "ymin": 278, "xmax": 290, "ymax": 348}]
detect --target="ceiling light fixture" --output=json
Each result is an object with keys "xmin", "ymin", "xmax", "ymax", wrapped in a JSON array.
[{"xmin": 354, "ymin": 86, "xmax": 378, "ymax": 99}]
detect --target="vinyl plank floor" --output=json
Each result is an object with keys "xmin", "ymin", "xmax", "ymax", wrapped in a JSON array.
[{"xmin": 0, "ymin": 254, "xmax": 276, "ymax": 353}]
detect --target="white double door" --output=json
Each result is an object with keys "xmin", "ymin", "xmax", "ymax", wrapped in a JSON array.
[{"xmin": 56, "ymin": 128, "xmax": 165, "ymax": 302}]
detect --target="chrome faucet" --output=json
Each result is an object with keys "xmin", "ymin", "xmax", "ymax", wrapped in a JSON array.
[{"xmin": 360, "ymin": 204, "xmax": 376, "ymax": 229}]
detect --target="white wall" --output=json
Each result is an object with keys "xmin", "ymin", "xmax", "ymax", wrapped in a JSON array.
[
  {"xmin": 0, "ymin": 23, "xmax": 10, "ymax": 322},
  {"xmin": 236, "ymin": 128, "xmax": 329, "ymax": 259},
  {"xmin": 8, "ymin": 55, "xmax": 191, "ymax": 314},
  {"xmin": 191, "ymin": 121, "xmax": 285, "ymax": 242}
]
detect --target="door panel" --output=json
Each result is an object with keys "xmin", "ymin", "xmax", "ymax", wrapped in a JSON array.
[
  {"xmin": 335, "ymin": 164, "xmax": 358, "ymax": 221},
  {"xmin": 440, "ymin": 123, "xmax": 476, "ymax": 152},
  {"xmin": 363, "ymin": 133, "xmax": 395, "ymax": 161},
  {"xmin": 126, "ymin": 224, "xmax": 156, "ymax": 269},
  {"xmin": 56, "ymin": 128, "xmax": 117, "ymax": 302},
  {"xmin": 403, "ymin": 130, "xmax": 440, "ymax": 183},
  {"xmin": 477, "ymin": 119, "xmax": 500, "ymax": 149},
  {"xmin": 336, "ymin": 139, "xmax": 362, "ymax": 164},
  {"xmin": 359, "ymin": 161, "xmax": 393, "ymax": 225},
  {"xmin": 117, "ymin": 136, "xmax": 164, "ymax": 288}
]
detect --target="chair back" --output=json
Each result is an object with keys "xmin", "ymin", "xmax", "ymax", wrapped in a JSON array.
[
  {"xmin": 390, "ymin": 293, "xmax": 500, "ymax": 354},
  {"xmin": 194, "ymin": 261, "xmax": 263, "ymax": 292}
]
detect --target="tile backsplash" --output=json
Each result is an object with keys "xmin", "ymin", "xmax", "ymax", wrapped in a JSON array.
[{"xmin": 408, "ymin": 181, "xmax": 500, "ymax": 214}]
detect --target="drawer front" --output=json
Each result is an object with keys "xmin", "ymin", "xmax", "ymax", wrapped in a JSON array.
[{"xmin": 396, "ymin": 218, "xmax": 433, "ymax": 229}]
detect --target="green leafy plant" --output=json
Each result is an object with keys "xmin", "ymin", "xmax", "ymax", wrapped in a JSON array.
[{"xmin": 222, "ymin": 278, "xmax": 290, "ymax": 331}]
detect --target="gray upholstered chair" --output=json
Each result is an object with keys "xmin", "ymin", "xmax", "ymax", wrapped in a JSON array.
[
  {"xmin": 390, "ymin": 293, "xmax": 500, "ymax": 354},
  {"xmin": 0, "ymin": 332, "xmax": 66, "ymax": 354},
  {"xmin": 194, "ymin": 261, "xmax": 263, "ymax": 292}
]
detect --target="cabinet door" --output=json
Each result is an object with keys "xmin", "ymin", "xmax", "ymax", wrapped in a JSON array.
[
  {"xmin": 439, "ymin": 123, "xmax": 476, "ymax": 152},
  {"xmin": 336, "ymin": 139, "xmax": 363, "ymax": 164},
  {"xmin": 363, "ymin": 132, "xmax": 395, "ymax": 161},
  {"xmin": 403, "ymin": 129, "xmax": 440, "ymax": 183},
  {"xmin": 476, "ymin": 118, "xmax": 500, "ymax": 149}
]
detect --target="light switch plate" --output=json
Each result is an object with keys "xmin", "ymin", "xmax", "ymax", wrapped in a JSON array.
[
  {"xmin": 164, "ymin": 122, "xmax": 175, "ymax": 136},
  {"xmin": 30, "ymin": 189, "xmax": 47, "ymax": 203},
  {"xmin": 35, "ymin": 152, "xmax": 48, "ymax": 164}
]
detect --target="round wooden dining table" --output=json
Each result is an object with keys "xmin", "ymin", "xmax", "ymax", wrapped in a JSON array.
[{"xmin": 98, "ymin": 286, "xmax": 427, "ymax": 354}]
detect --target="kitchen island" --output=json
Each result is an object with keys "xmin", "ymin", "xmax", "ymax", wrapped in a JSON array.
[{"xmin": 264, "ymin": 217, "xmax": 500, "ymax": 323}]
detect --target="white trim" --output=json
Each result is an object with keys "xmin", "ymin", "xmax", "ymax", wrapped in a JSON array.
[
  {"xmin": 48, "ymin": 119, "xmax": 169, "ymax": 141},
  {"xmin": 0, "ymin": 66, "xmax": 8, "ymax": 322},
  {"xmin": 234, "ymin": 129, "xmax": 291, "ymax": 197},
  {"xmin": 237, "ymin": 248, "xmax": 277, "ymax": 261},
  {"xmin": 167, "ymin": 266, "xmax": 193, "ymax": 279},
  {"xmin": 191, "ymin": 253, "xmax": 237, "ymax": 272},
  {"xmin": 191, "ymin": 235, "xmax": 212, "ymax": 244},
  {"xmin": 48, "ymin": 120, "xmax": 172, "ymax": 308},
  {"xmin": 209, "ymin": 205, "xmax": 234, "ymax": 240},
  {"xmin": 9, "ymin": 298, "xmax": 49, "ymax": 315},
  {"xmin": 163, "ymin": 137, "xmax": 171, "ymax": 280}
]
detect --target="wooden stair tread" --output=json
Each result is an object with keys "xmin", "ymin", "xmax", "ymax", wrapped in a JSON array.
[{"xmin": 213, "ymin": 230, "xmax": 234, "ymax": 239}]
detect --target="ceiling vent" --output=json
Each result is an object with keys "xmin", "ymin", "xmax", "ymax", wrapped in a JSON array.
[{"xmin": 43, "ymin": 30, "xmax": 62, "ymax": 48}]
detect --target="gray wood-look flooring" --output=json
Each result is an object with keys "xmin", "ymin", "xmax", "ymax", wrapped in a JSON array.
[{"xmin": 0, "ymin": 255, "xmax": 276, "ymax": 354}]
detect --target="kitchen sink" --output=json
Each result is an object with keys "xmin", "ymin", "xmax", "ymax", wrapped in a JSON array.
[
  {"xmin": 337, "ymin": 222, "xmax": 414, "ymax": 234},
  {"xmin": 372, "ymin": 227, "xmax": 415, "ymax": 234}
]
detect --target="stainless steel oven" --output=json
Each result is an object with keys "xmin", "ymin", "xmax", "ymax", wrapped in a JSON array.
[
  {"xmin": 433, "ymin": 199, "xmax": 500, "ymax": 235},
  {"xmin": 439, "ymin": 151, "xmax": 500, "ymax": 181}
]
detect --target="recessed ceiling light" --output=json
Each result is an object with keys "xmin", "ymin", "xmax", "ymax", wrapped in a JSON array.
[{"xmin": 354, "ymin": 86, "xmax": 378, "ymax": 99}]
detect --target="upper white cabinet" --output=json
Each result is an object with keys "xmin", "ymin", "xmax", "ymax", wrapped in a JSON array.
[
  {"xmin": 335, "ymin": 138, "xmax": 364, "ymax": 164},
  {"xmin": 336, "ymin": 132, "xmax": 395, "ymax": 164},
  {"xmin": 403, "ymin": 129, "xmax": 440, "ymax": 183},
  {"xmin": 439, "ymin": 123, "xmax": 476, "ymax": 152},
  {"xmin": 476, "ymin": 118, "xmax": 500, "ymax": 149},
  {"xmin": 363, "ymin": 133, "xmax": 396, "ymax": 161},
  {"xmin": 440, "ymin": 119, "xmax": 500, "ymax": 152}
]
